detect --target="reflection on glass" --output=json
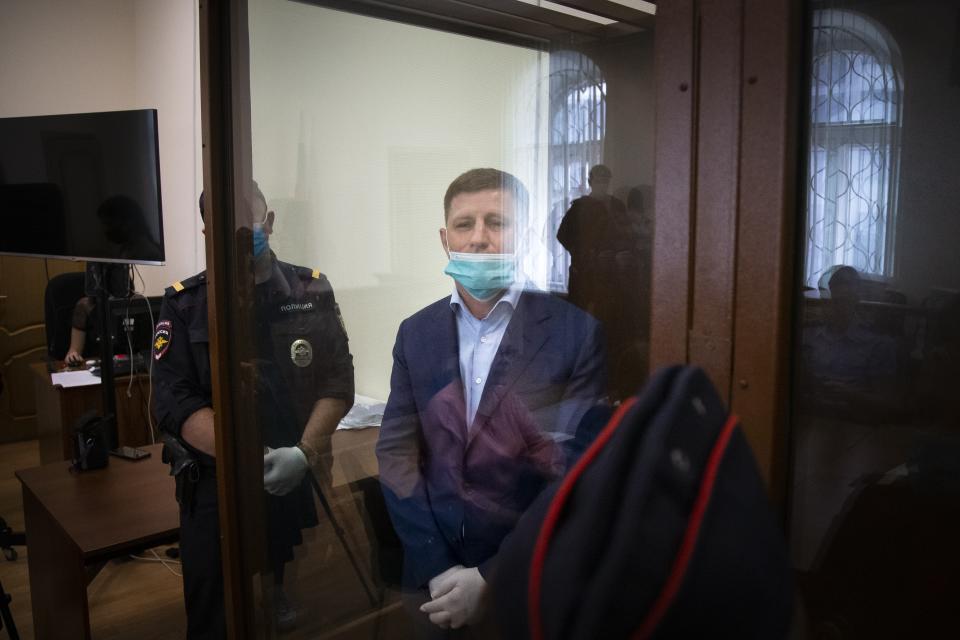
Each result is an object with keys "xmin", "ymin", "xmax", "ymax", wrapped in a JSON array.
[
  {"xmin": 97, "ymin": 195, "xmax": 164, "ymax": 262},
  {"xmin": 804, "ymin": 8, "xmax": 902, "ymax": 287},
  {"xmin": 243, "ymin": 0, "xmax": 655, "ymax": 635},
  {"xmin": 799, "ymin": 266, "xmax": 900, "ymax": 423},
  {"xmin": 153, "ymin": 182, "xmax": 356, "ymax": 638},
  {"xmin": 250, "ymin": 181, "xmax": 356, "ymax": 630},
  {"xmin": 791, "ymin": 1, "xmax": 960, "ymax": 636},
  {"xmin": 547, "ymin": 50, "xmax": 607, "ymax": 289},
  {"xmin": 558, "ymin": 164, "xmax": 650, "ymax": 399}
]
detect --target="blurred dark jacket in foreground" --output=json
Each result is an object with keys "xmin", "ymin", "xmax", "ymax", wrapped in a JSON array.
[{"xmin": 493, "ymin": 366, "xmax": 795, "ymax": 640}]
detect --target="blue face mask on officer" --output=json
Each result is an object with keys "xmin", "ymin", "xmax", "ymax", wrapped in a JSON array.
[
  {"xmin": 252, "ymin": 203, "xmax": 274, "ymax": 258},
  {"xmin": 444, "ymin": 252, "xmax": 516, "ymax": 301},
  {"xmin": 253, "ymin": 220, "xmax": 269, "ymax": 257}
]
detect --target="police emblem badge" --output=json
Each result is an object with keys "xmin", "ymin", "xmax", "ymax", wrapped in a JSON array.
[
  {"xmin": 290, "ymin": 338, "xmax": 313, "ymax": 367},
  {"xmin": 154, "ymin": 320, "xmax": 172, "ymax": 360}
]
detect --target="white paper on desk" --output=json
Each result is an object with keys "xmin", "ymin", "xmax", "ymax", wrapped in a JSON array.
[
  {"xmin": 337, "ymin": 393, "xmax": 386, "ymax": 429},
  {"xmin": 50, "ymin": 369, "xmax": 101, "ymax": 388}
]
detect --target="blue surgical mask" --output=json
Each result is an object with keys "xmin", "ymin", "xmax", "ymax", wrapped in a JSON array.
[
  {"xmin": 444, "ymin": 252, "xmax": 516, "ymax": 301},
  {"xmin": 253, "ymin": 221, "xmax": 269, "ymax": 257}
]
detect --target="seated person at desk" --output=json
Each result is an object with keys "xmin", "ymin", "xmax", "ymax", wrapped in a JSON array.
[
  {"xmin": 63, "ymin": 270, "xmax": 137, "ymax": 367},
  {"xmin": 800, "ymin": 265, "xmax": 899, "ymax": 422},
  {"xmin": 64, "ymin": 296, "xmax": 96, "ymax": 366},
  {"xmin": 377, "ymin": 168, "xmax": 607, "ymax": 635},
  {"xmin": 152, "ymin": 183, "xmax": 354, "ymax": 637}
]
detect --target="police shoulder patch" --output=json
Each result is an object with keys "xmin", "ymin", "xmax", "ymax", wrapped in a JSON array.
[
  {"xmin": 165, "ymin": 272, "xmax": 207, "ymax": 296},
  {"xmin": 154, "ymin": 320, "xmax": 173, "ymax": 360},
  {"xmin": 334, "ymin": 303, "xmax": 348, "ymax": 338}
]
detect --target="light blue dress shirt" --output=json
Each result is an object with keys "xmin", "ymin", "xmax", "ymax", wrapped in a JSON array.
[{"xmin": 449, "ymin": 283, "xmax": 523, "ymax": 430}]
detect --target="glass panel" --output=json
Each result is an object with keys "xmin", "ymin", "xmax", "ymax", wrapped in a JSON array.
[
  {"xmin": 234, "ymin": 0, "xmax": 654, "ymax": 635},
  {"xmin": 791, "ymin": 1, "xmax": 960, "ymax": 635}
]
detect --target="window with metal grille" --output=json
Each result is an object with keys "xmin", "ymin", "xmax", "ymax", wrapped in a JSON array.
[
  {"xmin": 805, "ymin": 9, "xmax": 903, "ymax": 287},
  {"xmin": 547, "ymin": 50, "xmax": 607, "ymax": 291}
]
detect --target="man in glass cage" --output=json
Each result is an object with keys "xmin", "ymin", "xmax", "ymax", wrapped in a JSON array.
[{"xmin": 377, "ymin": 168, "xmax": 607, "ymax": 636}]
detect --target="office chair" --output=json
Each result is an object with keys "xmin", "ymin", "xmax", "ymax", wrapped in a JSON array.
[
  {"xmin": 0, "ymin": 371, "xmax": 23, "ymax": 639},
  {"xmin": 43, "ymin": 272, "xmax": 86, "ymax": 361},
  {"xmin": 0, "ymin": 517, "xmax": 24, "ymax": 640}
]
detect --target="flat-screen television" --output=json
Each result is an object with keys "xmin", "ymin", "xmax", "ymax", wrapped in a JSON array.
[{"xmin": 0, "ymin": 109, "xmax": 165, "ymax": 265}]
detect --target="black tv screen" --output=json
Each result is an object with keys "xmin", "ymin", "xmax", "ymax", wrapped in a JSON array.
[{"xmin": 0, "ymin": 109, "xmax": 165, "ymax": 265}]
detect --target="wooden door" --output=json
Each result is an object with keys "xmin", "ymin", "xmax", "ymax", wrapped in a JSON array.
[
  {"xmin": 650, "ymin": 0, "xmax": 800, "ymax": 501},
  {"xmin": 0, "ymin": 256, "xmax": 83, "ymax": 443}
]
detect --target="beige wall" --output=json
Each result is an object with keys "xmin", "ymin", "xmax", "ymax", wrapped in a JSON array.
[
  {"xmin": 248, "ymin": 0, "xmax": 547, "ymax": 400},
  {"xmin": 0, "ymin": 0, "xmax": 203, "ymax": 295}
]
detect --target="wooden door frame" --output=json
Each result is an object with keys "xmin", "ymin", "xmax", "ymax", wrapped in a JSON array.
[
  {"xmin": 732, "ymin": 0, "xmax": 801, "ymax": 504},
  {"xmin": 199, "ymin": 0, "xmax": 262, "ymax": 636},
  {"xmin": 650, "ymin": 0, "xmax": 801, "ymax": 505}
]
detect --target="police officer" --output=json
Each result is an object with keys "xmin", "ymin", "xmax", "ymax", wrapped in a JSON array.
[{"xmin": 153, "ymin": 184, "xmax": 354, "ymax": 638}]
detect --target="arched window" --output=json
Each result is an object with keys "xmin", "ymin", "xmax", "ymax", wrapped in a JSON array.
[
  {"xmin": 547, "ymin": 50, "xmax": 606, "ymax": 289},
  {"xmin": 805, "ymin": 9, "xmax": 903, "ymax": 287}
]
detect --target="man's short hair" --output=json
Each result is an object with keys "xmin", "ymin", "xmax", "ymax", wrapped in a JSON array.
[
  {"xmin": 827, "ymin": 265, "xmax": 860, "ymax": 295},
  {"xmin": 589, "ymin": 164, "xmax": 612, "ymax": 181},
  {"xmin": 443, "ymin": 168, "xmax": 529, "ymax": 221},
  {"xmin": 198, "ymin": 181, "xmax": 266, "ymax": 222}
]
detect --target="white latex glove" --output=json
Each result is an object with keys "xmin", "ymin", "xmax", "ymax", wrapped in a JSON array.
[
  {"xmin": 420, "ymin": 566, "xmax": 487, "ymax": 629},
  {"xmin": 263, "ymin": 446, "xmax": 309, "ymax": 496},
  {"xmin": 427, "ymin": 564, "xmax": 464, "ymax": 597}
]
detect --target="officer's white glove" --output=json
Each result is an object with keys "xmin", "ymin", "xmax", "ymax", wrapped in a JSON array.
[
  {"xmin": 263, "ymin": 446, "xmax": 309, "ymax": 496},
  {"xmin": 420, "ymin": 566, "xmax": 486, "ymax": 629}
]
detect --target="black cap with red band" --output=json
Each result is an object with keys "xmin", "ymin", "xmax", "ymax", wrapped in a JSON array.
[{"xmin": 493, "ymin": 366, "xmax": 795, "ymax": 640}]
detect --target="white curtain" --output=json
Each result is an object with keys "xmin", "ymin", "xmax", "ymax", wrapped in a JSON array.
[
  {"xmin": 546, "ymin": 49, "xmax": 607, "ymax": 291},
  {"xmin": 805, "ymin": 8, "xmax": 903, "ymax": 287}
]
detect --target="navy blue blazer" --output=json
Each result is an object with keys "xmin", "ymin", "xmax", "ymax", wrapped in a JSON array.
[{"xmin": 377, "ymin": 290, "xmax": 607, "ymax": 589}]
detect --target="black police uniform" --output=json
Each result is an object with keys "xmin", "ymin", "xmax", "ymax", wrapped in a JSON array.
[{"xmin": 152, "ymin": 255, "xmax": 354, "ymax": 639}]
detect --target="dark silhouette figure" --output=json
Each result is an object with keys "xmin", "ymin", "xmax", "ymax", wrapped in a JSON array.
[
  {"xmin": 800, "ymin": 265, "xmax": 900, "ymax": 422},
  {"xmin": 96, "ymin": 195, "xmax": 162, "ymax": 262},
  {"xmin": 557, "ymin": 166, "xmax": 649, "ymax": 399}
]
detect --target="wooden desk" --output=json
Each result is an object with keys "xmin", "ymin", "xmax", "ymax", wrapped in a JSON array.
[
  {"xmin": 30, "ymin": 362, "xmax": 153, "ymax": 464},
  {"xmin": 15, "ymin": 444, "xmax": 178, "ymax": 640},
  {"xmin": 329, "ymin": 427, "xmax": 379, "ymax": 487}
]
